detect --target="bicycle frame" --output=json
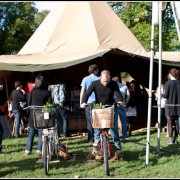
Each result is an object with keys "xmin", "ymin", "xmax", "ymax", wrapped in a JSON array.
[{"xmin": 99, "ymin": 129, "xmax": 111, "ymax": 158}]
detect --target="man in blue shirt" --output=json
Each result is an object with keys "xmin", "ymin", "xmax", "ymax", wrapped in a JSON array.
[{"xmin": 80, "ymin": 64, "xmax": 100, "ymax": 143}]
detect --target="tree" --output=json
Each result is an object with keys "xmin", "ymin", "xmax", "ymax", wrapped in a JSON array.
[
  {"xmin": 31, "ymin": 10, "xmax": 50, "ymax": 32},
  {"xmin": 0, "ymin": 2, "xmax": 38, "ymax": 55},
  {"xmin": 108, "ymin": 2, "xmax": 180, "ymax": 52}
]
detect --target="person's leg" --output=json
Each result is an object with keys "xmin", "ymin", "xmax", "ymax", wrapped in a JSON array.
[
  {"xmin": 56, "ymin": 107, "xmax": 63, "ymax": 136},
  {"xmin": 118, "ymin": 106, "xmax": 128, "ymax": 138},
  {"xmin": 58, "ymin": 107, "xmax": 68, "ymax": 136},
  {"xmin": 37, "ymin": 129, "xmax": 42, "ymax": 152},
  {"xmin": 25, "ymin": 127, "xmax": 36, "ymax": 154},
  {"xmin": 85, "ymin": 104, "xmax": 94, "ymax": 142},
  {"xmin": 127, "ymin": 116, "xmax": 134, "ymax": 136},
  {"xmin": 166, "ymin": 115, "xmax": 173, "ymax": 144},
  {"xmin": 0, "ymin": 118, "xmax": 3, "ymax": 152},
  {"xmin": 109, "ymin": 112, "xmax": 121, "ymax": 150},
  {"xmin": 13, "ymin": 110, "xmax": 21, "ymax": 136},
  {"xmin": 173, "ymin": 116, "xmax": 179, "ymax": 143}
]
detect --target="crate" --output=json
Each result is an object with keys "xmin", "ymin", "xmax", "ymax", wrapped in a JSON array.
[{"xmin": 92, "ymin": 107, "xmax": 114, "ymax": 128}]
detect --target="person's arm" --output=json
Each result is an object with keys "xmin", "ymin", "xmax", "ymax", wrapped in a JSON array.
[
  {"xmin": 81, "ymin": 81, "xmax": 96, "ymax": 107},
  {"xmin": 114, "ymin": 82, "xmax": 123, "ymax": 103},
  {"xmin": 80, "ymin": 86, "xmax": 85, "ymax": 105},
  {"xmin": 125, "ymin": 88, "xmax": 130, "ymax": 105},
  {"xmin": 162, "ymin": 82, "xmax": 169, "ymax": 99}
]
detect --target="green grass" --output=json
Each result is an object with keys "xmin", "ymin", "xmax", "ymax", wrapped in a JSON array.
[{"xmin": 0, "ymin": 128, "xmax": 180, "ymax": 178}]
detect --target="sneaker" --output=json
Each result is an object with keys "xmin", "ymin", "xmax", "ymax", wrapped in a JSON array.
[
  {"xmin": 23, "ymin": 151, "xmax": 30, "ymax": 157},
  {"xmin": 115, "ymin": 149, "xmax": 124, "ymax": 161},
  {"xmin": 92, "ymin": 142, "xmax": 100, "ymax": 155},
  {"xmin": 167, "ymin": 137, "xmax": 173, "ymax": 145},
  {"xmin": 173, "ymin": 137, "xmax": 178, "ymax": 144},
  {"xmin": 13, "ymin": 133, "xmax": 19, "ymax": 138}
]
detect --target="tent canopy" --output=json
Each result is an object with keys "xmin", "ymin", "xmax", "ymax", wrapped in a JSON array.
[{"xmin": 0, "ymin": 1, "xmax": 179, "ymax": 72}]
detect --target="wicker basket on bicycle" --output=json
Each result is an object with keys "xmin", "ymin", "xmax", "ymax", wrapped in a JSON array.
[
  {"xmin": 33, "ymin": 107, "xmax": 56, "ymax": 130},
  {"xmin": 92, "ymin": 107, "xmax": 115, "ymax": 129}
]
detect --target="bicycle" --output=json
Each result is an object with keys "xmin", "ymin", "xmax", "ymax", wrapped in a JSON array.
[
  {"xmin": 26, "ymin": 105, "xmax": 59, "ymax": 175},
  {"xmin": 91, "ymin": 104, "xmax": 115, "ymax": 176}
]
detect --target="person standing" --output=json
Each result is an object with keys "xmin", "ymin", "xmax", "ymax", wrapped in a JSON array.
[
  {"xmin": 0, "ymin": 83, "xmax": 8, "ymax": 154},
  {"xmin": 126, "ymin": 80, "xmax": 141, "ymax": 136},
  {"xmin": 80, "ymin": 64, "xmax": 100, "ymax": 143},
  {"xmin": 162, "ymin": 68, "xmax": 180, "ymax": 144},
  {"xmin": 81, "ymin": 70, "xmax": 124, "ymax": 158},
  {"xmin": 10, "ymin": 81, "xmax": 26, "ymax": 138},
  {"xmin": 112, "ymin": 76, "xmax": 130, "ymax": 138},
  {"xmin": 23, "ymin": 75, "xmax": 52, "ymax": 156}
]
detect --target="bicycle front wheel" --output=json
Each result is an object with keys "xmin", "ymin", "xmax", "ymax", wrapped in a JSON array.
[
  {"xmin": 102, "ymin": 134, "xmax": 109, "ymax": 176},
  {"xmin": 43, "ymin": 136, "xmax": 49, "ymax": 175}
]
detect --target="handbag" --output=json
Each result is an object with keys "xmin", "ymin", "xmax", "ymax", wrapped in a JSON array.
[{"xmin": 126, "ymin": 106, "xmax": 137, "ymax": 117}]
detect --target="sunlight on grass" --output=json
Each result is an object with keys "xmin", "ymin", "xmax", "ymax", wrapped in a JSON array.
[{"xmin": 0, "ymin": 129, "xmax": 180, "ymax": 178}]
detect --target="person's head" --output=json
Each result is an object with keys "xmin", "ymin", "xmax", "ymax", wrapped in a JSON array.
[
  {"xmin": 88, "ymin": 64, "xmax": 98, "ymax": 76},
  {"xmin": 129, "ymin": 80, "xmax": 136, "ymax": 91},
  {"xmin": 100, "ymin": 70, "xmax": 111, "ymax": 83},
  {"xmin": 35, "ymin": 75, "xmax": 47, "ymax": 90},
  {"xmin": 168, "ymin": 68, "xmax": 180, "ymax": 80},
  {"xmin": 15, "ymin": 81, "xmax": 22, "ymax": 89},
  {"xmin": 112, "ymin": 76, "xmax": 120, "ymax": 83}
]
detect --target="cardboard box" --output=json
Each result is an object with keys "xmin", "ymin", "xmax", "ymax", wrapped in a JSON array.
[{"xmin": 92, "ymin": 107, "xmax": 114, "ymax": 128}]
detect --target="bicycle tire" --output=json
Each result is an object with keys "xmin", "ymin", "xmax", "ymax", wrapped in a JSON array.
[
  {"xmin": 43, "ymin": 136, "xmax": 49, "ymax": 175},
  {"xmin": 102, "ymin": 134, "xmax": 109, "ymax": 176}
]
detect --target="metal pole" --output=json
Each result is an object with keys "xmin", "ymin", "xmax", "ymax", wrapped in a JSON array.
[
  {"xmin": 157, "ymin": 2, "xmax": 163, "ymax": 154},
  {"xmin": 145, "ymin": 9, "xmax": 155, "ymax": 167},
  {"xmin": 171, "ymin": 2, "xmax": 180, "ymax": 44}
]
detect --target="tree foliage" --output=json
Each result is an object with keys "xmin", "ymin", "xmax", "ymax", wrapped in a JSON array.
[
  {"xmin": 0, "ymin": 2, "xmax": 38, "ymax": 55},
  {"xmin": 108, "ymin": 2, "xmax": 180, "ymax": 52}
]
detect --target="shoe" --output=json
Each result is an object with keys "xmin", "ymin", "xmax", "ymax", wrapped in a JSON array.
[
  {"xmin": 115, "ymin": 149, "xmax": 124, "ymax": 161},
  {"xmin": 23, "ymin": 152, "xmax": 30, "ymax": 157},
  {"xmin": 92, "ymin": 142, "xmax": 100, "ymax": 155},
  {"xmin": 173, "ymin": 137, "xmax": 178, "ymax": 144},
  {"xmin": 13, "ymin": 133, "xmax": 19, "ymax": 138},
  {"xmin": 0, "ymin": 151, "xmax": 4, "ymax": 155},
  {"xmin": 167, "ymin": 137, "xmax": 173, "ymax": 145}
]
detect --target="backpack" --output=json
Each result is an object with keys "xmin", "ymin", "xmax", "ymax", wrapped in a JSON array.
[{"xmin": 49, "ymin": 84, "xmax": 68, "ymax": 105}]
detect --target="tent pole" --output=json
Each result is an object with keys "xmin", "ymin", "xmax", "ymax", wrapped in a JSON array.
[
  {"xmin": 157, "ymin": 2, "xmax": 163, "ymax": 154},
  {"xmin": 145, "ymin": 6, "xmax": 155, "ymax": 167}
]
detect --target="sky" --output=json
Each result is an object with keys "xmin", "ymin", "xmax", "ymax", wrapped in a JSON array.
[{"xmin": 34, "ymin": 1, "xmax": 59, "ymax": 11}]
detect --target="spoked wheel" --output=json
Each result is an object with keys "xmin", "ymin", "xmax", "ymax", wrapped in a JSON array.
[
  {"xmin": 43, "ymin": 136, "xmax": 49, "ymax": 175},
  {"xmin": 102, "ymin": 134, "xmax": 109, "ymax": 176}
]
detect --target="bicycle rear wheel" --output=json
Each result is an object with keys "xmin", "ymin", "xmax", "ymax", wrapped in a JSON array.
[
  {"xmin": 43, "ymin": 136, "xmax": 49, "ymax": 175},
  {"xmin": 102, "ymin": 134, "xmax": 109, "ymax": 176}
]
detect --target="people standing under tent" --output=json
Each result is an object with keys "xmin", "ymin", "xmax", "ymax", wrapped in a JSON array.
[
  {"xmin": 9, "ymin": 81, "xmax": 26, "ymax": 138},
  {"xmin": 49, "ymin": 82, "xmax": 70, "ymax": 138},
  {"xmin": 126, "ymin": 80, "xmax": 141, "ymax": 136},
  {"xmin": 112, "ymin": 76, "xmax": 130, "ymax": 139},
  {"xmin": 23, "ymin": 75, "xmax": 52, "ymax": 157},
  {"xmin": 0, "ymin": 82, "xmax": 8, "ymax": 154},
  {"xmin": 162, "ymin": 68, "xmax": 180, "ymax": 144},
  {"xmin": 81, "ymin": 70, "xmax": 124, "ymax": 159},
  {"xmin": 80, "ymin": 64, "xmax": 100, "ymax": 143},
  {"xmin": 154, "ymin": 78, "xmax": 168, "ymax": 132}
]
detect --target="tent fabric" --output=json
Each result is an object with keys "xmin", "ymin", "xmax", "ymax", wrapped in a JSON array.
[{"xmin": 0, "ymin": 2, "xmax": 179, "ymax": 72}]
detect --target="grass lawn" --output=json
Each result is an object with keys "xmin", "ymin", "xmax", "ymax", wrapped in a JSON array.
[{"xmin": 0, "ymin": 128, "xmax": 180, "ymax": 178}]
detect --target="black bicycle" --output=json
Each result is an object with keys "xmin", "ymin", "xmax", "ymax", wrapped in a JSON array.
[{"xmin": 26, "ymin": 106, "xmax": 58, "ymax": 175}]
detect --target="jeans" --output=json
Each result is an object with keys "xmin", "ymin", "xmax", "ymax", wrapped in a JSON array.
[
  {"xmin": 0, "ymin": 117, "xmax": 3, "ymax": 152},
  {"xmin": 13, "ymin": 109, "xmax": 22, "ymax": 135},
  {"xmin": 94, "ymin": 107, "xmax": 121, "ymax": 150},
  {"xmin": 85, "ymin": 104, "xmax": 94, "ymax": 142},
  {"xmin": 57, "ymin": 106, "xmax": 68, "ymax": 136},
  {"xmin": 25, "ymin": 127, "xmax": 42, "ymax": 153},
  {"xmin": 115, "ymin": 105, "xmax": 127, "ymax": 138},
  {"xmin": 178, "ymin": 115, "xmax": 180, "ymax": 131}
]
